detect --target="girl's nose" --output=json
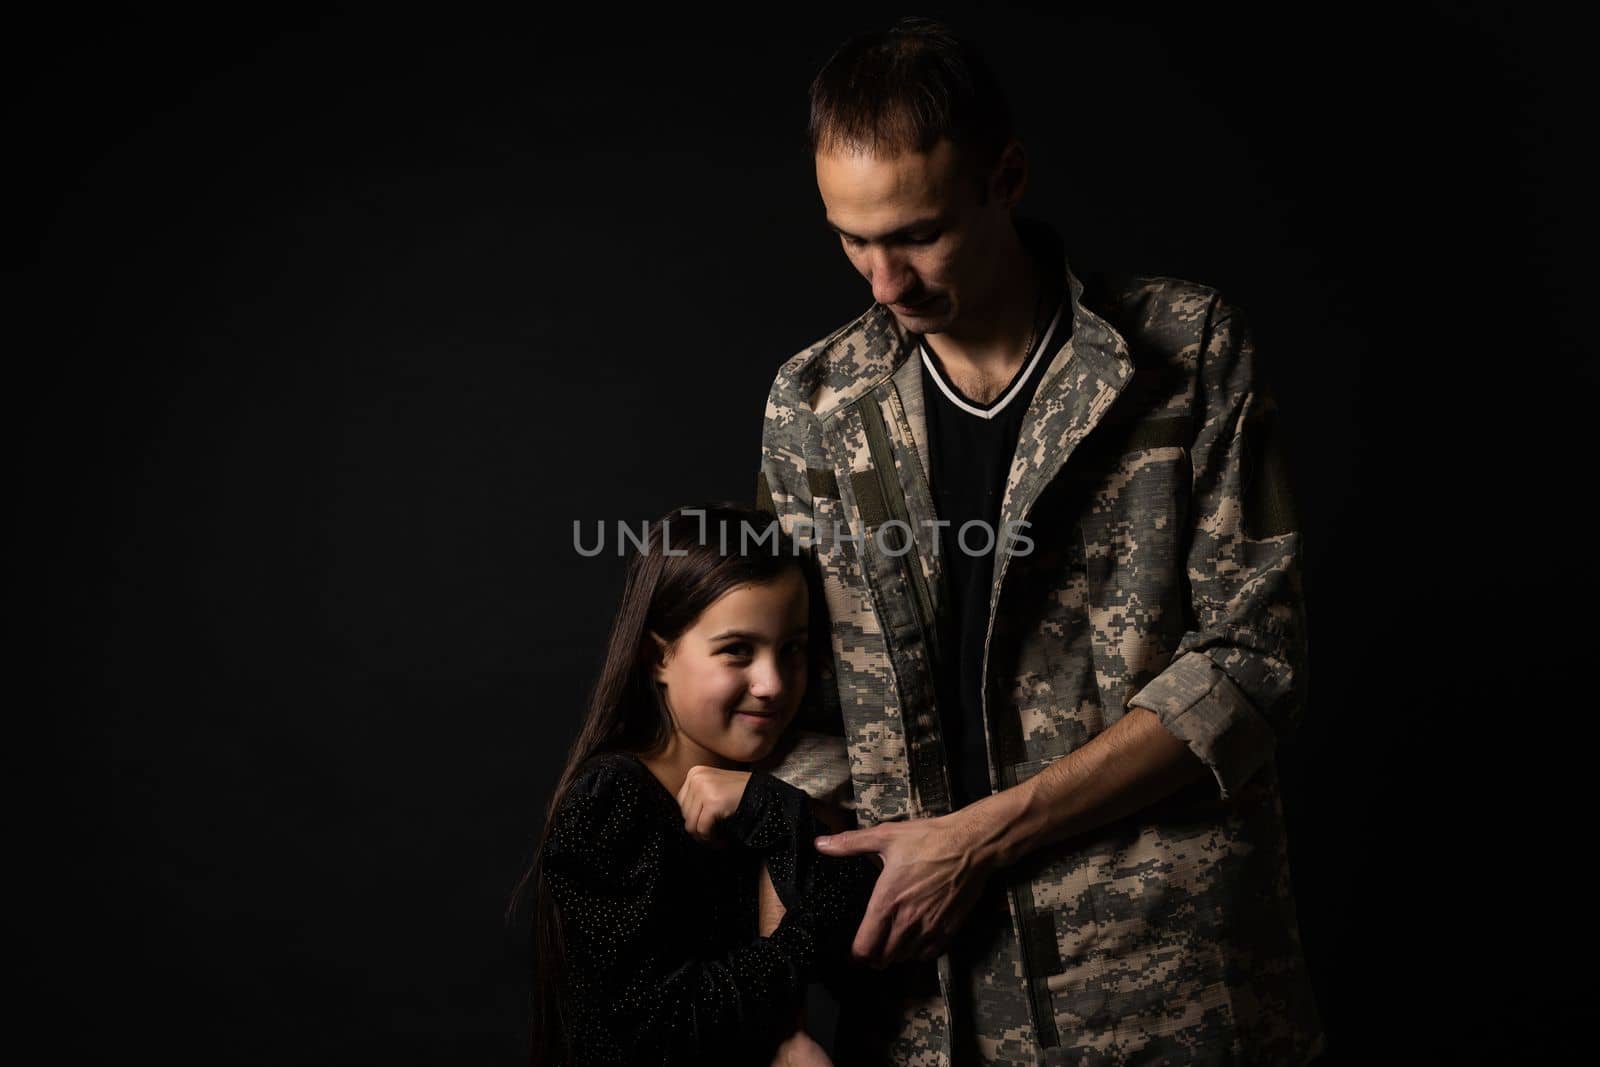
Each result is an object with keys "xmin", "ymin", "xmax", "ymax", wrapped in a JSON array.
[{"xmin": 746, "ymin": 653, "xmax": 785, "ymax": 699}]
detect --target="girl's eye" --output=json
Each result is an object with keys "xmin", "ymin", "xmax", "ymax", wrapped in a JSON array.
[{"xmin": 719, "ymin": 643, "xmax": 752, "ymax": 657}]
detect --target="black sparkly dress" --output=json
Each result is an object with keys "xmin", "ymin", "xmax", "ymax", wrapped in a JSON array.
[{"xmin": 541, "ymin": 750, "xmax": 878, "ymax": 1066}]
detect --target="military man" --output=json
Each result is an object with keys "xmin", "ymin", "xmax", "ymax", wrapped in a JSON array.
[{"xmin": 756, "ymin": 17, "xmax": 1325, "ymax": 1065}]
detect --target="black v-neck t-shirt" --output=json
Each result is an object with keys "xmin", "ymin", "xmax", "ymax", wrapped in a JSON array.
[{"xmin": 920, "ymin": 279, "xmax": 1071, "ymax": 810}]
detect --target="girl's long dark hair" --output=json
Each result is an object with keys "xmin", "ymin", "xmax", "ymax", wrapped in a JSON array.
[{"xmin": 506, "ymin": 502, "xmax": 806, "ymax": 1066}]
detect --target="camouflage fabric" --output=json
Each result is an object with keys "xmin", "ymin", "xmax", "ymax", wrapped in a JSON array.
[{"xmin": 755, "ymin": 225, "xmax": 1326, "ymax": 1064}]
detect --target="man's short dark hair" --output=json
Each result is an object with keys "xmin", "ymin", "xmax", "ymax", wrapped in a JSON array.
[{"xmin": 807, "ymin": 17, "xmax": 1014, "ymax": 187}]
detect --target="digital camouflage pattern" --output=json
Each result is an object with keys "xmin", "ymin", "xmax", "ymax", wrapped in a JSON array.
[{"xmin": 755, "ymin": 222, "xmax": 1325, "ymax": 1064}]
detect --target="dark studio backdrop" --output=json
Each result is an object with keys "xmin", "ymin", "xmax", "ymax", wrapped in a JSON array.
[{"xmin": 14, "ymin": 3, "xmax": 1590, "ymax": 1063}]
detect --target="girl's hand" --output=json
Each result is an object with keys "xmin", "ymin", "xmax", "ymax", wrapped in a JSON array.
[{"xmin": 676, "ymin": 766, "xmax": 753, "ymax": 845}]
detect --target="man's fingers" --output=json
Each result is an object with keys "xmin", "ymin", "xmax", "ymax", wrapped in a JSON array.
[
  {"xmin": 879, "ymin": 907, "xmax": 924, "ymax": 966},
  {"xmin": 852, "ymin": 889, "xmax": 894, "ymax": 968},
  {"xmin": 913, "ymin": 936, "xmax": 947, "ymax": 963},
  {"xmin": 815, "ymin": 826, "xmax": 884, "ymax": 856}
]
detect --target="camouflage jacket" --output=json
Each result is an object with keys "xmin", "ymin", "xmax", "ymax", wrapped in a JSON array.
[{"xmin": 755, "ymin": 223, "xmax": 1326, "ymax": 1065}]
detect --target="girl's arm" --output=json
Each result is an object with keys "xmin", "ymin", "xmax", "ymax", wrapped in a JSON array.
[
  {"xmin": 543, "ymin": 760, "xmax": 837, "ymax": 1065},
  {"xmin": 758, "ymin": 861, "xmax": 786, "ymax": 937},
  {"xmin": 748, "ymin": 799, "xmax": 864, "ymax": 1067},
  {"xmin": 756, "ymin": 797, "xmax": 855, "ymax": 936},
  {"xmin": 721, "ymin": 768, "xmax": 879, "ymax": 963},
  {"xmin": 757, "ymin": 862, "xmax": 822, "ymax": 1065}
]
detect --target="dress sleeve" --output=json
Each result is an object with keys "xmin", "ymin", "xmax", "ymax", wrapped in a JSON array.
[
  {"xmin": 542, "ymin": 760, "xmax": 823, "ymax": 1065},
  {"xmin": 721, "ymin": 768, "xmax": 879, "ymax": 969}
]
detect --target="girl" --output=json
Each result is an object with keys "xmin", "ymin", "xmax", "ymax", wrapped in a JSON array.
[{"xmin": 511, "ymin": 503, "xmax": 878, "ymax": 1066}]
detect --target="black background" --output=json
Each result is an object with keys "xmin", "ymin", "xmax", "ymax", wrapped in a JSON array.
[{"xmin": 15, "ymin": 3, "xmax": 1590, "ymax": 1063}]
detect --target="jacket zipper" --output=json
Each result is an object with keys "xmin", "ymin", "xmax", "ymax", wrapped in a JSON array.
[
  {"xmin": 859, "ymin": 399, "xmax": 942, "ymax": 667},
  {"xmin": 857, "ymin": 396, "xmax": 953, "ymax": 820},
  {"xmin": 859, "ymin": 395, "xmax": 1067, "ymax": 1052}
]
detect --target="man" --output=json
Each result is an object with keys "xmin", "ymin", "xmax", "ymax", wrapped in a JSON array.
[{"xmin": 755, "ymin": 17, "xmax": 1325, "ymax": 1065}]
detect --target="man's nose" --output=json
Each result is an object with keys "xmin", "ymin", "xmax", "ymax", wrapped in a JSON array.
[{"xmin": 866, "ymin": 247, "xmax": 916, "ymax": 306}]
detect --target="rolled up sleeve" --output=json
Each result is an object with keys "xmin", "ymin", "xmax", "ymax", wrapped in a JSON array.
[{"xmin": 1127, "ymin": 293, "xmax": 1310, "ymax": 800}]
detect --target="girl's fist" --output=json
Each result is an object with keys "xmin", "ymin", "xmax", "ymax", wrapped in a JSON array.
[{"xmin": 676, "ymin": 765, "xmax": 752, "ymax": 845}]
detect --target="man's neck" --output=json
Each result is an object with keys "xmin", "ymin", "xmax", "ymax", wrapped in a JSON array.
[{"xmin": 925, "ymin": 224, "xmax": 1043, "ymax": 378}]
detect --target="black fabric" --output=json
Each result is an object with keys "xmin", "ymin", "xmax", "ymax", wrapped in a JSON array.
[
  {"xmin": 921, "ymin": 220, "xmax": 1073, "ymax": 809},
  {"xmin": 541, "ymin": 750, "xmax": 878, "ymax": 1065}
]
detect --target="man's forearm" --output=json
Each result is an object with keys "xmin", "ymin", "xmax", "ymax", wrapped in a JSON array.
[{"xmin": 967, "ymin": 707, "xmax": 1209, "ymax": 869}]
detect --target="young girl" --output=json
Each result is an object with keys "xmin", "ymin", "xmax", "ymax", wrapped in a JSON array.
[{"xmin": 512, "ymin": 503, "xmax": 878, "ymax": 1066}]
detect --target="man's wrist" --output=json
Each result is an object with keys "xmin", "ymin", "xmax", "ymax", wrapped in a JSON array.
[
  {"xmin": 970, "ymin": 708, "xmax": 1212, "ymax": 869},
  {"xmin": 962, "ymin": 781, "xmax": 1041, "ymax": 870}
]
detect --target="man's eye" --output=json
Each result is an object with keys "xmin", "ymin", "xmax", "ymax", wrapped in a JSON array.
[
  {"xmin": 907, "ymin": 231, "xmax": 941, "ymax": 245},
  {"xmin": 840, "ymin": 235, "xmax": 864, "ymax": 249}
]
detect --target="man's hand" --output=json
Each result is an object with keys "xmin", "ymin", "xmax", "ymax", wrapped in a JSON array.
[
  {"xmin": 813, "ymin": 805, "xmax": 1000, "ymax": 967},
  {"xmin": 811, "ymin": 709, "xmax": 1209, "ymax": 967},
  {"xmin": 675, "ymin": 765, "xmax": 752, "ymax": 845}
]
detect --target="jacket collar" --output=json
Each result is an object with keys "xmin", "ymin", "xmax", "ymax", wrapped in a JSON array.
[
  {"xmin": 809, "ymin": 217, "xmax": 1133, "ymax": 427},
  {"xmin": 995, "ymin": 218, "xmax": 1139, "ymax": 536},
  {"xmin": 810, "ymin": 219, "xmax": 1137, "ymax": 513},
  {"xmin": 807, "ymin": 215, "xmax": 1138, "ymax": 610}
]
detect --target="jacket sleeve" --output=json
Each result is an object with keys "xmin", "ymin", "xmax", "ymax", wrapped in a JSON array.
[
  {"xmin": 543, "ymin": 762, "xmax": 829, "ymax": 1065},
  {"xmin": 1125, "ymin": 292, "xmax": 1310, "ymax": 801},
  {"xmin": 754, "ymin": 370, "xmax": 855, "ymax": 812}
]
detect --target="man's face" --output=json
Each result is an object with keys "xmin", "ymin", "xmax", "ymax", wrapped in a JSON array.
[{"xmin": 815, "ymin": 136, "xmax": 1015, "ymax": 336}]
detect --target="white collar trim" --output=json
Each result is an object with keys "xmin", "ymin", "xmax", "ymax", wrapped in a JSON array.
[{"xmin": 920, "ymin": 300, "xmax": 1064, "ymax": 421}]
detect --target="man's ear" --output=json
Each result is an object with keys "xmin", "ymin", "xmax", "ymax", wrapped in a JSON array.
[
  {"xmin": 647, "ymin": 630, "xmax": 671, "ymax": 683},
  {"xmin": 987, "ymin": 138, "xmax": 1028, "ymax": 208}
]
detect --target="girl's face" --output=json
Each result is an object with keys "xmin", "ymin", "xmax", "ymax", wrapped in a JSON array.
[{"xmin": 650, "ymin": 568, "xmax": 810, "ymax": 768}]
